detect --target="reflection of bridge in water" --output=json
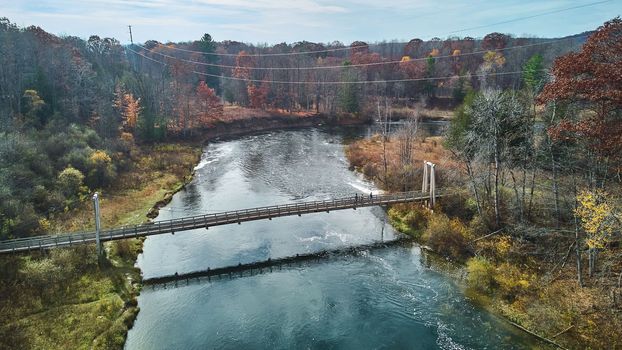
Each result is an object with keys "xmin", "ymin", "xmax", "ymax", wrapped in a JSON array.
[
  {"xmin": 144, "ymin": 239, "xmax": 411, "ymax": 287},
  {"xmin": 0, "ymin": 190, "xmax": 442, "ymax": 254}
]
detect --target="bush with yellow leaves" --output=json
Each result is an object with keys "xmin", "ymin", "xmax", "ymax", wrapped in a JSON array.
[
  {"xmin": 466, "ymin": 256, "xmax": 496, "ymax": 294},
  {"xmin": 422, "ymin": 213, "xmax": 472, "ymax": 261}
]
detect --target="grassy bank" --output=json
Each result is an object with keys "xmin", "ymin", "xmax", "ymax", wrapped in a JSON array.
[
  {"xmin": 346, "ymin": 134, "xmax": 622, "ymax": 349},
  {"xmin": 0, "ymin": 143, "xmax": 201, "ymax": 349}
]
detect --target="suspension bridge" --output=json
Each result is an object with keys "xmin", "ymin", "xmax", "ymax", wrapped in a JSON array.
[{"xmin": 0, "ymin": 161, "xmax": 439, "ymax": 256}]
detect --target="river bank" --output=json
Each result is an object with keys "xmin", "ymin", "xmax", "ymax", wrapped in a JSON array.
[
  {"xmin": 0, "ymin": 114, "xmax": 373, "ymax": 349},
  {"xmin": 345, "ymin": 133, "xmax": 622, "ymax": 349},
  {"xmin": 125, "ymin": 126, "xmax": 542, "ymax": 349},
  {"xmin": 0, "ymin": 143, "xmax": 201, "ymax": 349},
  {"xmin": 171, "ymin": 106, "xmax": 372, "ymax": 143}
]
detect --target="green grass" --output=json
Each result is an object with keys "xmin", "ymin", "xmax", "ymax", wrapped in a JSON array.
[
  {"xmin": 0, "ymin": 142, "xmax": 201, "ymax": 350},
  {"xmin": 387, "ymin": 205, "xmax": 428, "ymax": 238}
]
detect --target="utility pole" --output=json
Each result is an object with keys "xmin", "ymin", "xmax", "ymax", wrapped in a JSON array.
[
  {"xmin": 93, "ymin": 193, "xmax": 104, "ymax": 264},
  {"xmin": 128, "ymin": 25, "xmax": 133, "ymax": 45}
]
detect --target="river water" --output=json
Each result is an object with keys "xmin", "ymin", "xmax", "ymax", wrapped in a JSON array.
[{"xmin": 125, "ymin": 126, "xmax": 538, "ymax": 349}]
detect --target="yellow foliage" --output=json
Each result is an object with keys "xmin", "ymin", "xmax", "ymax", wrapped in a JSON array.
[
  {"xmin": 495, "ymin": 236, "xmax": 512, "ymax": 257},
  {"xmin": 429, "ymin": 48, "xmax": 440, "ymax": 57},
  {"xmin": 400, "ymin": 56, "xmax": 411, "ymax": 62},
  {"xmin": 120, "ymin": 132, "xmax": 134, "ymax": 145},
  {"xmin": 466, "ymin": 256, "xmax": 495, "ymax": 293},
  {"xmin": 449, "ymin": 217, "xmax": 473, "ymax": 241},
  {"xmin": 38, "ymin": 218, "xmax": 51, "ymax": 232},
  {"xmin": 123, "ymin": 93, "xmax": 140, "ymax": 130},
  {"xmin": 575, "ymin": 189, "xmax": 619, "ymax": 249},
  {"xmin": 423, "ymin": 213, "xmax": 470, "ymax": 260},
  {"xmin": 89, "ymin": 150, "xmax": 112, "ymax": 166},
  {"xmin": 494, "ymin": 262, "xmax": 532, "ymax": 300},
  {"xmin": 483, "ymin": 51, "xmax": 505, "ymax": 67},
  {"xmin": 114, "ymin": 89, "xmax": 141, "ymax": 132},
  {"xmin": 452, "ymin": 49, "xmax": 461, "ymax": 56}
]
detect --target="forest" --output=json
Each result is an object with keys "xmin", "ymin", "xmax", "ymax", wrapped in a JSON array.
[
  {"xmin": 0, "ymin": 16, "xmax": 588, "ymax": 241},
  {"xmin": 0, "ymin": 9, "xmax": 620, "ymax": 349},
  {"xmin": 346, "ymin": 17, "xmax": 622, "ymax": 348}
]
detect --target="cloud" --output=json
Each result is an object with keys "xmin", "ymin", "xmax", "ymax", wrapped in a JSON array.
[
  {"xmin": 192, "ymin": 0, "xmax": 347, "ymax": 14},
  {"xmin": 2, "ymin": 0, "xmax": 619, "ymax": 44}
]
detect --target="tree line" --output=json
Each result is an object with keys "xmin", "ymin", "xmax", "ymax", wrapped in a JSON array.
[
  {"xmin": 137, "ymin": 31, "xmax": 586, "ymax": 117},
  {"xmin": 0, "ymin": 16, "xmax": 594, "ymax": 240}
]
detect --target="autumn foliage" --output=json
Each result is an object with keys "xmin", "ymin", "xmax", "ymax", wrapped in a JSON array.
[
  {"xmin": 540, "ymin": 17, "xmax": 622, "ymax": 158},
  {"xmin": 114, "ymin": 87, "xmax": 141, "ymax": 132},
  {"xmin": 247, "ymin": 82, "xmax": 270, "ymax": 109}
]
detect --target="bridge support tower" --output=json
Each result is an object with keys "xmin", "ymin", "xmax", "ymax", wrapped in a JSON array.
[
  {"xmin": 422, "ymin": 161, "xmax": 436, "ymax": 208},
  {"xmin": 93, "ymin": 193, "xmax": 105, "ymax": 265}
]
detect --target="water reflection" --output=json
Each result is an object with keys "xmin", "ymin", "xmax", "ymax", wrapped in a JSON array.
[{"xmin": 126, "ymin": 126, "xmax": 540, "ymax": 350}]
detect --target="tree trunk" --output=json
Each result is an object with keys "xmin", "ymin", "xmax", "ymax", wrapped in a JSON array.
[
  {"xmin": 510, "ymin": 170, "xmax": 522, "ymax": 221},
  {"xmin": 466, "ymin": 160, "xmax": 482, "ymax": 216},
  {"xmin": 527, "ymin": 168, "xmax": 537, "ymax": 219},
  {"xmin": 494, "ymin": 148, "xmax": 501, "ymax": 228},
  {"xmin": 550, "ymin": 143, "xmax": 561, "ymax": 229},
  {"xmin": 572, "ymin": 172, "xmax": 583, "ymax": 287}
]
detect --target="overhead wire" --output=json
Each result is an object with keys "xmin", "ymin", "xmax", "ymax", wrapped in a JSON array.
[
  {"xmin": 149, "ymin": 0, "xmax": 607, "ymax": 58},
  {"xmin": 445, "ymin": 0, "xmax": 611, "ymax": 35},
  {"xmin": 133, "ymin": 35, "xmax": 586, "ymax": 72},
  {"xmin": 127, "ymin": 46, "xmax": 542, "ymax": 85}
]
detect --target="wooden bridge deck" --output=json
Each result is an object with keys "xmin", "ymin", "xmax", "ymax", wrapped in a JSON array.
[{"xmin": 0, "ymin": 190, "xmax": 440, "ymax": 254}]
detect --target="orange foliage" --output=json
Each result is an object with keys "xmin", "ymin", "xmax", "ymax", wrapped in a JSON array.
[
  {"xmin": 196, "ymin": 80, "xmax": 223, "ymax": 123},
  {"xmin": 540, "ymin": 18, "xmax": 622, "ymax": 159},
  {"xmin": 233, "ymin": 51, "xmax": 253, "ymax": 80},
  {"xmin": 247, "ymin": 82, "xmax": 270, "ymax": 109},
  {"xmin": 399, "ymin": 59, "xmax": 426, "ymax": 79},
  {"xmin": 114, "ymin": 87, "xmax": 141, "ymax": 132}
]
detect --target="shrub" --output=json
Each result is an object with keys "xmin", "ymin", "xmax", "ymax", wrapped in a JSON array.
[
  {"xmin": 120, "ymin": 132, "xmax": 134, "ymax": 144},
  {"xmin": 61, "ymin": 147, "xmax": 93, "ymax": 174},
  {"xmin": 114, "ymin": 240, "xmax": 134, "ymax": 260},
  {"xmin": 20, "ymin": 257, "xmax": 62, "ymax": 294},
  {"xmin": 58, "ymin": 166, "xmax": 85, "ymax": 199},
  {"xmin": 475, "ymin": 235, "xmax": 513, "ymax": 263},
  {"xmin": 362, "ymin": 162, "xmax": 377, "ymax": 178},
  {"xmin": 11, "ymin": 203, "xmax": 41, "ymax": 236},
  {"xmin": 439, "ymin": 192, "xmax": 476, "ymax": 222},
  {"xmin": 387, "ymin": 204, "xmax": 429, "ymax": 237},
  {"xmin": 466, "ymin": 256, "xmax": 496, "ymax": 294},
  {"xmin": 494, "ymin": 262, "xmax": 533, "ymax": 301},
  {"xmin": 86, "ymin": 150, "xmax": 117, "ymax": 189},
  {"xmin": 422, "ymin": 213, "xmax": 471, "ymax": 260}
]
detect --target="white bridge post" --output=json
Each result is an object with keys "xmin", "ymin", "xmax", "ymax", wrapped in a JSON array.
[
  {"xmin": 422, "ymin": 160, "xmax": 428, "ymax": 193},
  {"xmin": 93, "ymin": 193, "xmax": 104, "ymax": 264},
  {"xmin": 422, "ymin": 161, "xmax": 436, "ymax": 209}
]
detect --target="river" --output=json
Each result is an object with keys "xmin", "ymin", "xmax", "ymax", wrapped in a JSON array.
[{"xmin": 125, "ymin": 126, "xmax": 539, "ymax": 349}]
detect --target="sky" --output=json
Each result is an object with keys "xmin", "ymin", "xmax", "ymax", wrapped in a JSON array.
[{"xmin": 1, "ymin": 0, "xmax": 620, "ymax": 45}]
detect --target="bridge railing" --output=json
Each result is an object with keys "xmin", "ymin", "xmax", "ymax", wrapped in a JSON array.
[{"xmin": 0, "ymin": 190, "xmax": 441, "ymax": 252}]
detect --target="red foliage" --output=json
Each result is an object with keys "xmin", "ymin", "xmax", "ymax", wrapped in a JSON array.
[
  {"xmin": 399, "ymin": 59, "xmax": 426, "ymax": 79},
  {"xmin": 540, "ymin": 18, "xmax": 622, "ymax": 157},
  {"xmin": 482, "ymin": 32, "xmax": 510, "ymax": 50},
  {"xmin": 196, "ymin": 80, "xmax": 223, "ymax": 123},
  {"xmin": 233, "ymin": 51, "xmax": 253, "ymax": 79},
  {"xmin": 247, "ymin": 82, "xmax": 270, "ymax": 109}
]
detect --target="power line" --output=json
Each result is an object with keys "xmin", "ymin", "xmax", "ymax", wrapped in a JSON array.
[
  {"xmin": 158, "ymin": 42, "xmax": 369, "ymax": 57},
  {"xmin": 150, "ymin": 0, "xmax": 605, "ymax": 58},
  {"xmin": 445, "ymin": 0, "xmax": 611, "ymax": 35},
  {"xmin": 134, "ymin": 35, "xmax": 584, "ymax": 72},
  {"xmin": 126, "ymin": 46, "xmax": 541, "ymax": 85}
]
